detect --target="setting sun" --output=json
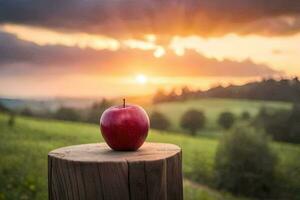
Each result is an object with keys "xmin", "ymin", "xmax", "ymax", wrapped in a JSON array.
[{"xmin": 135, "ymin": 74, "xmax": 148, "ymax": 84}]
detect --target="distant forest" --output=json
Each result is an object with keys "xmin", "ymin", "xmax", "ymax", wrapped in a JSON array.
[{"xmin": 153, "ymin": 77, "xmax": 300, "ymax": 103}]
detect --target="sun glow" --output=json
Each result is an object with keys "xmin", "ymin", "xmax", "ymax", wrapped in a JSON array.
[
  {"xmin": 153, "ymin": 47, "xmax": 165, "ymax": 58},
  {"xmin": 135, "ymin": 74, "xmax": 148, "ymax": 84}
]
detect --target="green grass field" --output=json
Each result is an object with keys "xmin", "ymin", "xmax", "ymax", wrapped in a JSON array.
[
  {"xmin": 147, "ymin": 98, "xmax": 292, "ymax": 135},
  {"xmin": 0, "ymin": 113, "xmax": 244, "ymax": 200},
  {"xmin": 0, "ymin": 98, "xmax": 299, "ymax": 200},
  {"xmin": 1, "ymin": 112, "xmax": 300, "ymax": 200}
]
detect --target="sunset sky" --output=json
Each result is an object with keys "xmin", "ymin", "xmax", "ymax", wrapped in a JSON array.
[{"xmin": 0, "ymin": 0, "xmax": 300, "ymax": 98}]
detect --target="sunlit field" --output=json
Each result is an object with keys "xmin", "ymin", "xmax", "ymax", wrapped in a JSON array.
[
  {"xmin": 0, "ymin": 113, "xmax": 232, "ymax": 200},
  {"xmin": 1, "ymin": 98, "xmax": 299, "ymax": 200}
]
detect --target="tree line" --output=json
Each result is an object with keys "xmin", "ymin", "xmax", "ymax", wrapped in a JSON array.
[
  {"xmin": 0, "ymin": 99, "xmax": 112, "ymax": 125},
  {"xmin": 151, "ymin": 109, "xmax": 239, "ymax": 133},
  {"xmin": 153, "ymin": 77, "xmax": 300, "ymax": 103},
  {"xmin": 150, "ymin": 104, "xmax": 300, "ymax": 144}
]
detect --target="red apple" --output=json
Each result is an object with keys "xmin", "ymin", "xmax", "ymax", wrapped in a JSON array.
[{"xmin": 100, "ymin": 100, "xmax": 149, "ymax": 151}]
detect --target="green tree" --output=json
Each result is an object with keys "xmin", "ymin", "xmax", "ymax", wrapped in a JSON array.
[
  {"xmin": 180, "ymin": 109, "xmax": 205, "ymax": 135},
  {"xmin": 150, "ymin": 111, "xmax": 170, "ymax": 131},
  {"xmin": 240, "ymin": 111, "xmax": 251, "ymax": 120},
  {"xmin": 215, "ymin": 126, "xmax": 277, "ymax": 197},
  {"xmin": 54, "ymin": 107, "xmax": 81, "ymax": 122},
  {"xmin": 218, "ymin": 112, "xmax": 235, "ymax": 129}
]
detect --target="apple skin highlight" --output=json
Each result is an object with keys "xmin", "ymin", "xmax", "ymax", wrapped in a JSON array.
[{"xmin": 100, "ymin": 104, "xmax": 150, "ymax": 151}]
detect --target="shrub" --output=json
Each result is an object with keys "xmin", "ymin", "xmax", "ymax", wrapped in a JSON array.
[
  {"xmin": 150, "ymin": 111, "xmax": 170, "ymax": 131},
  {"xmin": 214, "ymin": 126, "xmax": 277, "ymax": 198},
  {"xmin": 240, "ymin": 111, "xmax": 250, "ymax": 120},
  {"xmin": 8, "ymin": 113, "xmax": 16, "ymax": 127},
  {"xmin": 54, "ymin": 107, "xmax": 81, "ymax": 122},
  {"xmin": 218, "ymin": 112, "xmax": 235, "ymax": 129},
  {"xmin": 180, "ymin": 109, "xmax": 205, "ymax": 135}
]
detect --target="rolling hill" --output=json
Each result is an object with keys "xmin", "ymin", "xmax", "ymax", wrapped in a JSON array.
[
  {"xmin": 153, "ymin": 78, "xmax": 300, "ymax": 103},
  {"xmin": 147, "ymin": 98, "xmax": 292, "ymax": 134}
]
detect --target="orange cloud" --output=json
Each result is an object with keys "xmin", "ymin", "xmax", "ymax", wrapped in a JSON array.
[
  {"xmin": 169, "ymin": 33, "xmax": 300, "ymax": 74},
  {"xmin": 1, "ymin": 24, "xmax": 120, "ymax": 50},
  {"xmin": 0, "ymin": 31, "xmax": 281, "ymax": 78}
]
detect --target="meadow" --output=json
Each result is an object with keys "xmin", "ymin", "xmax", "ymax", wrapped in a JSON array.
[
  {"xmin": 147, "ymin": 98, "xmax": 292, "ymax": 135},
  {"xmin": 0, "ymin": 98, "xmax": 299, "ymax": 200},
  {"xmin": 0, "ymin": 113, "xmax": 240, "ymax": 200}
]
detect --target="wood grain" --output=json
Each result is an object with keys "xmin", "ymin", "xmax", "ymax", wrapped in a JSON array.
[{"xmin": 48, "ymin": 142, "xmax": 183, "ymax": 200}]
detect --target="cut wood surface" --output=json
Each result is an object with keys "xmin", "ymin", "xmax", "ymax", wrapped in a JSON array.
[{"xmin": 48, "ymin": 142, "xmax": 183, "ymax": 200}]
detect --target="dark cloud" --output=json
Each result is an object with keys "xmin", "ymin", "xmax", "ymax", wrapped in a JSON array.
[
  {"xmin": 0, "ymin": 31, "xmax": 282, "ymax": 78},
  {"xmin": 0, "ymin": 31, "xmax": 115, "ymax": 66},
  {"xmin": 238, "ymin": 15, "xmax": 300, "ymax": 35},
  {"xmin": 0, "ymin": 0, "xmax": 300, "ymax": 37}
]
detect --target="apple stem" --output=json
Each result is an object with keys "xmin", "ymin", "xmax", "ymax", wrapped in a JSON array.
[{"xmin": 123, "ymin": 98, "xmax": 125, "ymax": 108}]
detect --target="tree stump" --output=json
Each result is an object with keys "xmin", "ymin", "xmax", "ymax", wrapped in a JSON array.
[{"xmin": 48, "ymin": 142, "xmax": 183, "ymax": 200}]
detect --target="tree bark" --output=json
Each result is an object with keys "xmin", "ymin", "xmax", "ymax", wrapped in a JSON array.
[{"xmin": 48, "ymin": 142, "xmax": 183, "ymax": 200}]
